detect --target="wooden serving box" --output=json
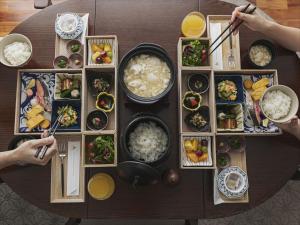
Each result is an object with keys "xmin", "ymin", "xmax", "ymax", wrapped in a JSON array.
[
  {"xmin": 213, "ymin": 136, "xmax": 249, "ymax": 204},
  {"xmin": 207, "ymin": 15, "xmax": 241, "ymax": 70},
  {"xmin": 84, "ymin": 35, "xmax": 118, "ymax": 68},
  {"xmin": 55, "ymin": 13, "xmax": 89, "ymax": 58},
  {"xmin": 178, "ymin": 37, "xmax": 212, "ymax": 70},
  {"xmin": 50, "ymin": 135, "xmax": 85, "ymax": 203},
  {"xmin": 214, "ymin": 69, "xmax": 282, "ymax": 136},
  {"xmin": 14, "ymin": 69, "xmax": 83, "ymax": 135}
]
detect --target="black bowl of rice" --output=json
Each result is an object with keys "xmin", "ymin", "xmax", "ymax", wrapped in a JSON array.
[{"xmin": 122, "ymin": 114, "xmax": 171, "ymax": 166}]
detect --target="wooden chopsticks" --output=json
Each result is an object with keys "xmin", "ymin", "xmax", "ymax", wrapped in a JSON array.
[
  {"xmin": 208, "ymin": 4, "xmax": 256, "ymax": 56},
  {"xmin": 34, "ymin": 112, "xmax": 64, "ymax": 159}
]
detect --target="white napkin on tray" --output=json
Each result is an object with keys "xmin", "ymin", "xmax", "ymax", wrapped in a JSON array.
[
  {"xmin": 210, "ymin": 23, "xmax": 223, "ymax": 70},
  {"xmin": 67, "ymin": 141, "xmax": 81, "ymax": 196}
]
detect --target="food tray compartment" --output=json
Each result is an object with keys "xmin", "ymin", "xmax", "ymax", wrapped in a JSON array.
[
  {"xmin": 82, "ymin": 67, "xmax": 117, "ymax": 133},
  {"xmin": 14, "ymin": 69, "xmax": 83, "ymax": 135},
  {"xmin": 179, "ymin": 69, "xmax": 215, "ymax": 134},
  {"xmin": 55, "ymin": 13, "xmax": 89, "ymax": 59},
  {"xmin": 178, "ymin": 37, "xmax": 211, "ymax": 70},
  {"xmin": 180, "ymin": 133, "xmax": 216, "ymax": 169},
  {"xmin": 50, "ymin": 135, "xmax": 85, "ymax": 203},
  {"xmin": 207, "ymin": 15, "xmax": 241, "ymax": 70},
  {"xmin": 214, "ymin": 70, "xmax": 281, "ymax": 136},
  {"xmin": 213, "ymin": 135, "xmax": 248, "ymax": 204},
  {"xmin": 216, "ymin": 103, "xmax": 244, "ymax": 132},
  {"xmin": 82, "ymin": 132, "xmax": 117, "ymax": 167},
  {"xmin": 84, "ymin": 35, "xmax": 118, "ymax": 68}
]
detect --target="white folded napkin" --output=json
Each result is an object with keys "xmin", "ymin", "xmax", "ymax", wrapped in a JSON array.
[
  {"xmin": 210, "ymin": 23, "xmax": 224, "ymax": 70},
  {"xmin": 67, "ymin": 141, "xmax": 81, "ymax": 196}
]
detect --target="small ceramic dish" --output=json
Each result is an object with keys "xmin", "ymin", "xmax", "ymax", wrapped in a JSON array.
[
  {"xmin": 51, "ymin": 100, "xmax": 81, "ymax": 132},
  {"xmin": 96, "ymin": 92, "xmax": 115, "ymax": 113},
  {"xmin": 0, "ymin": 33, "xmax": 32, "ymax": 67},
  {"xmin": 87, "ymin": 73, "xmax": 112, "ymax": 97},
  {"xmin": 217, "ymin": 104, "xmax": 244, "ymax": 132},
  {"xmin": 260, "ymin": 85, "xmax": 299, "ymax": 123},
  {"xmin": 215, "ymin": 75, "xmax": 244, "ymax": 104},
  {"xmin": 188, "ymin": 74, "xmax": 209, "ymax": 93},
  {"xmin": 181, "ymin": 11, "xmax": 206, "ymax": 38},
  {"xmin": 67, "ymin": 39, "xmax": 82, "ymax": 54},
  {"xmin": 217, "ymin": 153, "xmax": 231, "ymax": 169},
  {"xmin": 216, "ymin": 136, "xmax": 230, "ymax": 153},
  {"xmin": 69, "ymin": 53, "xmax": 83, "ymax": 69},
  {"xmin": 88, "ymin": 173, "xmax": 115, "ymax": 200},
  {"xmin": 86, "ymin": 110, "xmax": 108, "ymax": 131},
  {"xmin": 248, "ymin": 39, "xmax": 275, "ymax": 68},
  {"xmin": 53, "ymin": 55, "xmax": 69, "ymax": 69},
  {"xmin": 54, "ymin": 73, "xmax": 81, "ymax": 100},
  {"xmin": 183, "ymin": 91, "xmax": 202, "ymax": 111},
  {"xmin": 217, "ymin": 166, "xmax": 249, "ymax": 199},
  {"xmin": 227, "ymin": 136, "xmax": 246, "ymax": 152},
  {"xmin": 184, "ymin": 106, "xmax": 210, "ymax": 132}
]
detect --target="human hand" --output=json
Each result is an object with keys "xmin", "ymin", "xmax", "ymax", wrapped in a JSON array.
[
  {"xmin": 231, "ymin": 5, "xmax": 270, "ymax": 35},
  {"xmin": 13, "ymin": 136, "xmax": 57, "ymax": 166},
  {"xmin": 275, "ymin": 116, "xmax": 300, "ymax": 140}
]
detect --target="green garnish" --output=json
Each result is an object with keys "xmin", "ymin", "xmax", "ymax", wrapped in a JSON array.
[
  {"xmin": 71, "ymin": 44, "xmax": 81, "ymax": 53},
  {"xmin": 58, "ymin": 59, "xmax": 67, "ymax": 68}
]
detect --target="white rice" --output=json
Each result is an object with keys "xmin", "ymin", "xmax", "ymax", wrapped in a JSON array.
[
  {"xmin": 128, "ymin": 122, "xmax": 168, "ymax": 162},
  {"xmin": 4, "ymin": 42, "xmax": 31, "ymax": 66},
  {"xmin": 262, "ymin": 90, "xmax": 292, "ymax": 120}
]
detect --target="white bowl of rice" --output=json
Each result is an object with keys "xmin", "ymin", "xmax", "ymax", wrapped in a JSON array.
[
  {"xmin": 260, "ymin": 85, "xmax": 299, "ymax": 123},
  {"xmin": 0, "ymin": 33, "xmax": 32, "ymax": 67}
]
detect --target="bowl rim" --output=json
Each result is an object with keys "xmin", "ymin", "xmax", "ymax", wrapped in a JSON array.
[
  {"xmin": 121, "ymin": 114, "xmax": 171, "ymax": 166},
  {"xmin": 118, "ymin": 46, "xmax": 176, "ymax": 104},
  {"xmin": 181, "ymin": 11, "xmax": 206, "ymax": 38},
  {"xmin": 248, "ymin": 39, "xmax": 276, "ymax": 68},
  {"xmin": 259, "ymin": 84, "xmax": 299, "ymax": 123},
  {"xmin": 0, "ymin": 33, "xmax": 33, "ymax": 67}
]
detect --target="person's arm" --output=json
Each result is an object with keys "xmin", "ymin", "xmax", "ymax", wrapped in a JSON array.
[
  {"xmin": 231, "ymin": 5, "xmax": 300, "ymax": 52},
  {"xmin": 0, "ymin": 136, "xmax": 57, "ymax": 170}
]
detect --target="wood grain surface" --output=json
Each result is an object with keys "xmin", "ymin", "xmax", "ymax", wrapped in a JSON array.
[{"xmin": 0, "ymin": 0, "xmax": 299, "ymax": 220}]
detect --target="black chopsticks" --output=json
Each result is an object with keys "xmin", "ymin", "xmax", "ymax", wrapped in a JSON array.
[
  {"xmin": 34, "ymin": 113, "xmax": 63, "ymax": 159},
  {"xmin": 208, "ymin": 4, "xmax": 256, "ymax": 56}
]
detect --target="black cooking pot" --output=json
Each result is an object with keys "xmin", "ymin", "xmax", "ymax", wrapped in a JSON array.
[
  {"xmin": 118, "ymin": 43, "xmax": 176, "ymax": 104},
  {"xmin": 121, "ymin": 114, "xmax": 171, "ymax": 167}
]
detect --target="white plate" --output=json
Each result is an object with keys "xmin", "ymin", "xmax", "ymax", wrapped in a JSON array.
[
  {"xmin": 55, "ymin": 13, "xmax": 84, "ymax": 40},
  {"xmin": 217, "ymin": 166, "xmax": 248, "ymax": 199}
]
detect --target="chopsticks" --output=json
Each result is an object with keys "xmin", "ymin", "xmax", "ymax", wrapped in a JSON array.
[
  {"xmin": 208, "ymin": 4, "xmax": 256, "ymax": 56},
  {"xmin": 34, "ymin": 112, "xmax": 64, "ymax": 159}
]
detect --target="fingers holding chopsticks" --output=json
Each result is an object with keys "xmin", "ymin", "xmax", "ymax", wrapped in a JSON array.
[{"xmin": 32, "ymin": 136, "xmax": 58, "ymax": 165}]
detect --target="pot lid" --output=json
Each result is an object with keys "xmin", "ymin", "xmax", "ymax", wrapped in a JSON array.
[{"xmin": 117, "ymin": 161, "xmax": 160, "ymax": 187}]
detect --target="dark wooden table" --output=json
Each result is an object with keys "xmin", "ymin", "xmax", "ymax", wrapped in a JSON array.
[{"xmin": 0, "ymin": 0, "xmax": 299, "ymax": 220}]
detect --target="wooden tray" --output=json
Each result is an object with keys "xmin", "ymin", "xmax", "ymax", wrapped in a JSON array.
[
  {"xmin": 81, "ymin": 132, "xmax": 118, "ymax": 167},
  {"xmin": 54, "ymin": 13, "xmax": 89, "ymax": 58},
  {"xmin": 180, "ymin": 133, "xmax": 216, "ymax": 169},
  {"xmin": 178, "ymin": 37, "xmax": 212, "ymax": 70},
  {"xmin": 213, "ymin": 138, "xmax": 248, "ymax": 204},
  {"xmin": 207, "ymin": 15, "xmax": 241, "ymax": 70},
  {"xmin": 14, "ymin": 69, "xmax": 83, "ymax": 135},
  {"xmin": 84, "ymin": 35, "xmax": 118, "ymax": 68},
  {"xmin": 214, "ymin": 69, "xmax": 282, "ymax": 136},
  {"xmin": 50, "ymin": 135, "xmax": 85, "ymax": 203}
]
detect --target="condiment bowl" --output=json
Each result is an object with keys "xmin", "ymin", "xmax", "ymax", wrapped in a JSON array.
[
  {"xmin": 248, "ymin": 39, "xmax": 275, "ymax": 68},
  {"xmin": 86, "ymin": 110, "xmax": 108, "ymax": 131},
  {"xmin": 260, "ymin": 85, "xmax": 299, "ymax": 123},
  {"xmin": 53, "ymin": 55, "xmax": 69, "ymax": 69},
  {"xmin": 0, "ymin": 33, "xmax": 32, "ymax": 67},
  {"xmin": 188, "ymin": 73, "xmax": 209, "ymax": 93},
  {"xmin": 69, "ymin": 53, "xmax": 83, "ymax": 69},
  {"xmin": 66, "ymin": 39, "xmax": 82, "ymax": 55},
  {"xmin": 181, "ymin": 11, "xmax": 206, "ymax": 38}
]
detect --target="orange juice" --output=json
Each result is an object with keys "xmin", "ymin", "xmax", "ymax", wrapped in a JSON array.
[
  {"xmin": 88, "ymin": 173, "xmax": 115, "ymax": 200},
  {"xmin": 181, "ymin": 12, "xmax": 206, "ymax": 37}
]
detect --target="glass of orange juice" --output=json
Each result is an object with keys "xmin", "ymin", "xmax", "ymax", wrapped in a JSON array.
[
  {"xmin": 88, "ymin": 173, "xmax": 115, "ymax": 200},
  {"xmin": 181, "ymin": 12, "xmax": 206, "ymax": 37}
]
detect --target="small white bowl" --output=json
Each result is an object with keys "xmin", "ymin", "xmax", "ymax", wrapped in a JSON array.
[
  {"xmin": 260, "ymin": 85, "xmax": 299, "ymax": 123},
  {"xmin": 0, "ymin": 33, "xmax": 32, "ymax": 67}
]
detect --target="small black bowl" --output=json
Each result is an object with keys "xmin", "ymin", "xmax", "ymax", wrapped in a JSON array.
[
  {"xmin": 188, "ymin": 74, "xmax": 209, "ymax": 93},
  {"xmin": 184, "ymin": 106, "xmax": 210, "ymax": 132},
  {"xmin": 121, "ymin": 114, "xmax": 171, "ymax": 167},
  {"xmin": 248, "ymin": 39, "xmax": 275, "ymax": 68},
  {"xmin": 118, "ymin": 44, "xmax": 176, "ymax": 104},
  {"xmin": 8, "ymin": 135, "xmax": 37, "ymax": 150},
  {"xmin": 86, "ymin": 110, "xmax": 108, "ymax": 131}
]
